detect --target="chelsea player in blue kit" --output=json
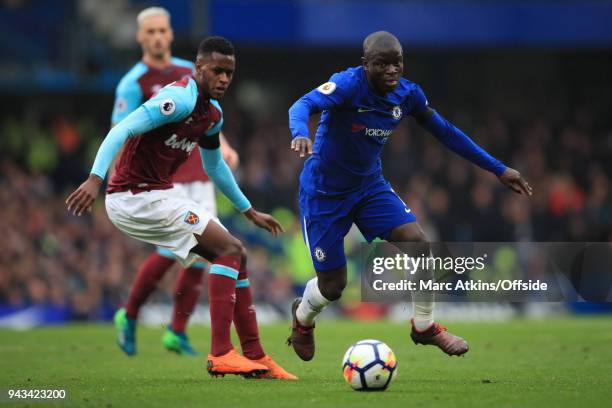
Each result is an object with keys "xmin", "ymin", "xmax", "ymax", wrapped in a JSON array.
[{"xmin": 287, "ymin": 31, "xmax": 532, "ymax": 360}]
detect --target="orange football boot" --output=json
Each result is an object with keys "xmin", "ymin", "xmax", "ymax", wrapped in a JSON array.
[
  {"xmin": 410, "ymin": 319, "xmax": 469, "ymax": 356},
  {"xmin": 207, "ymin": 348, "xmax": 269, "ymax": 378},
  {"xmin": 249, "ymin": 355, "xmax": 298, "ymax": 380}
]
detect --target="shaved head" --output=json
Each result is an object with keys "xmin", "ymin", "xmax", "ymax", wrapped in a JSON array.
[
  {"xmin": 363, "ymin": 31, "xmax": 402, "ymax": 58},
  {"xmin": 361, "ymin": 31, "xmax": 404, "ymax": 95}
]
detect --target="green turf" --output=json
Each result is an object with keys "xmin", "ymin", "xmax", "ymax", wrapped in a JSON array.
[{"xmin": 1, "ymin": 317, "xmax": 611, "ymax": 408}]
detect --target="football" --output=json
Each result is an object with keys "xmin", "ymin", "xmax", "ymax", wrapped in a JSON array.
[{"xmin": 342, "ymin": 339, "xmax": 397, "ymax": 391}]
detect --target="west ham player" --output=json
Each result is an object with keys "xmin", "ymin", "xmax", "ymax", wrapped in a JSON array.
[
  {"xmin": 67, "ymin": 37, "xmax": 296, "ymax": 379},
  {"xmin": 109, "ymin": 7, "xmax": 240, "ymax": 358},
  {"xmin": 287, "ymin": 31, "xmax": 532, "ymax": 361}
]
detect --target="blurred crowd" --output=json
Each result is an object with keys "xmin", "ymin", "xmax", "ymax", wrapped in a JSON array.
[{"xmin": 0, "ymin": 55, "xmax": 611, "ymax": 319}]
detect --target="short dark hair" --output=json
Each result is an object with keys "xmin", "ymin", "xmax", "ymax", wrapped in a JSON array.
[{"xmin": 197, "ymin": 36, "xmax": 234, "ymax": 58}]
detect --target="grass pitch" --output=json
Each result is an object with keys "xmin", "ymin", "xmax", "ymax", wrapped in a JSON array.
[{"xmin": 1, "ymin": 317, "xmax": 611, "ymax": 408}]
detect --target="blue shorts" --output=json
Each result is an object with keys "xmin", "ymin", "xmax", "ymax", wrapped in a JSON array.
[{"xmin": 299, "ymin": 177, "xmax": 416, "ymax": 272}]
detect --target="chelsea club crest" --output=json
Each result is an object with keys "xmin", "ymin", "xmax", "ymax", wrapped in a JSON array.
[
  {"xmin": 392, "ymin": 106, "xmax": 402, "ymax": 120},
  {"xmin": 314, "ymin": 247, "xmax": 327, "ymax": 262}
]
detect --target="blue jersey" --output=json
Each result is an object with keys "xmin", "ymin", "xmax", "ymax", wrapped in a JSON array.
[
  {"xmin": 289, "ymin": 66, "xmax": 428, "ymax": 196},
  {"xmin": 289, "ymin": 65, "xmax": 506, "ymax": 197},
  {"xmin": 290, "ymin": 66, "xmax": 506, "ymax": 270}
]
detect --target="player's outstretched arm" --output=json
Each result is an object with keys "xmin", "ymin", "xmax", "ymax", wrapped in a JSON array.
[
  {"xmin": 65, "ymin": 106, "xmax": 157, "ymax": 216},
  {"xmin": 66, "ymin": 81, "xmax": 194, "ymax": 216},
  {"xmin": 288, "ymin": 97, "xmax": 316, "ymax": 158},
  {"xmin": 199, "ymin": 134, "xmax": 283, "ymax": 236},
  {"xmin": 414, "ymin": 107, "xmax": 532, "ymax": 196}
]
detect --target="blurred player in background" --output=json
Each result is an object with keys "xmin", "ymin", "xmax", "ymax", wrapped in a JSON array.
[
  {"xmin": 110, "ymin": 7, "xmax": 240, "ymax": 357},
  {"xmin": 287, "ymin": 31, "xmax": 532, "ymax": 361},
  {"xmin": 68, "ymin": 34, "xmax": 296, "ymax": 379}
]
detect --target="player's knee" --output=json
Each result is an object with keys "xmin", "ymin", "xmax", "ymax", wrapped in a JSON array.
[
  {"xmin": 405, "ymin": 228, "xmax": 427, "ymax": 243},
  {"xmin": 319, "ymin": 275, "xmax": 346, "ymax": 301},
  {"xmin": 218, "ymin": 238, "xmax": 245, "ymax": 262},
  {"xmin": 413, "ymin": 240, "xmax": 430, "ymax": 257},
  {"xmin": 239, "ymin": 244, "xmax": 248, "ymax": 269},
  {"xmin": 321, "ymin": 282, "xmax": 345, "ymax": 301},
  {"xmin": 389, "ymin": 223, "xmax": 428, "ymax": 243},
  {"xmin": 403, "ymin": 237, "xmax": 429, "ymax": 257}
]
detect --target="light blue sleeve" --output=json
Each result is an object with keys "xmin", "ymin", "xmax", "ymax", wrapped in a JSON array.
[
  {"xmin": 207, "ymin": 99, "xmax": 224, "ymax": 135},
  {"xmin": 288, "ymin": 70, "xmax": 356, "ymax": 138},
  {"xmin": 91, "ymin": 107, "xmax": 156, "ymax": 179},
  {"xmin": 200, "ymin": 146, "xmax": 251, "ymax": 212},
  {"xmin": 140, "ymin": 81, "xmax": 196, "ymax": 128},
  {"xmin": 91, "ymin": 81, "xmax": 197, "ymax": 179},
  {"xmin": 111, "ymin": 66, "xmax": 146, "ymax": 125}
]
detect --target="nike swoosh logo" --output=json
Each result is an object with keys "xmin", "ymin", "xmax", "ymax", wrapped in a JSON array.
[
  {"xmin": 405, "ymin": 208, "xmax": 411, "ymax": 213},
  {"xmin": 357, "ymin": 108, "xmax": 375, "ymax": 113}
]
